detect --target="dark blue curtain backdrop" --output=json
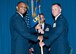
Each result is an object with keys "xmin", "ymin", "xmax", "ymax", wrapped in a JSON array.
[{"xmin": 0, "ymin": 0, "xmax": 76, "ymax": 54}]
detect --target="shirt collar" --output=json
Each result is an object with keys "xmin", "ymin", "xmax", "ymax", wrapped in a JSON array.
[
  {"xmin": 55, "ymin": 13, "xmax": 61, "ymax": 21},
  {"xmin": 42, "ymin": 23, "xmax": 44, "ymax": 26},
  {"xmin": 17, "ymin": 11, "xmax": 23, "ymax": 18},
  {"xmin": 41, "ymin": 23, "xmax": 45, "ymax": 30}
]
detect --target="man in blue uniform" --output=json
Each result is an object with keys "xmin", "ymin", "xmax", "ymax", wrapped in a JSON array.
[
  {"xmin": 10, "ymin": 1, "xmax": 42, "ymax": 54},
  {"xmin": 39, "ymin": 3, "xmax": 71, "ymax": 54},
  {"xmin": 30, "ymin": 13, "xmax": 52, "ymax": 54}
]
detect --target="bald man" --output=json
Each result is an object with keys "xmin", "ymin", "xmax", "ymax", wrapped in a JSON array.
[{"xmin": 10, "ymin": 1, "xmax": 41, "ymax": 54}]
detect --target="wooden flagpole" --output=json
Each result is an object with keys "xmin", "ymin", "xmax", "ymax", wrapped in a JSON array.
[{"xmin": 38, "ymin": 15, "xmax": 44, "ymax": 54}]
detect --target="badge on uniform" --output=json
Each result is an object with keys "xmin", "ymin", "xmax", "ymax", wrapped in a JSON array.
[
  {"xmin": 45, "ymin": 27, "xmax": 49, "ymax": 31},
  {"xmin": 53, "ymin": 23, "xmax": 56, "ymax": 28}
]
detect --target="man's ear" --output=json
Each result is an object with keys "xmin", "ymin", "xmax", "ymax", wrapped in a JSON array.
[
  {"xmin": 16, "ymin": 6, "xmax": 18, "ymax": 10},
  {"xmin": 44, "ymin": 18, "xmax": 45, "ymax": 20},
  {"xmin": 60, "ymin": 8, "xmax": 62, "ymax": 12}
]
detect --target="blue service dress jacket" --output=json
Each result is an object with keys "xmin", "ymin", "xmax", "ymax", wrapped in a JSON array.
[
  {"xmin": 10, "ymin": 12, "xmax": 38, "ymax": 54},
  {"xmin": 31, "ymin": 23, "xmax": 52, "ymax": 54},
  {"xmin": 44, "ymin": 15, "xmax": 71, "ymax": 54}
]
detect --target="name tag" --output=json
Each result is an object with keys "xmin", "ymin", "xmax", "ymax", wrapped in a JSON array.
[{"xmin": 53, "ymin": 23, "xmax": 56, "ymax": 28}]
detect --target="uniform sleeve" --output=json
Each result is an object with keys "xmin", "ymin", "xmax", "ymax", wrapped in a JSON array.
[
  {"xmin": 30, "ymin": 27, "xmax": 38, "ymax": 34},
  {"xmin": 44, "ymin": 19, "xmax": 65, "ymax": 47},
  {"xmin": 43, "ymin": 25, "xmax": 53, "ymax": 38},
  {"xmin": 13, "ymin": 18, "xmax": 38, "ymax": 42}
]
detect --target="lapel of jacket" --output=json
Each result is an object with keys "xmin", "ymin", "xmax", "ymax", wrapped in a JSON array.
[{"xmin": 44, "ymin": 23, "xmax": 47, "ymax": 31}]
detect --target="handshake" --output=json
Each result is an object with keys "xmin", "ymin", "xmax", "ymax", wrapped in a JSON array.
[{"xmin": 38, "ymin": 36, "xmax": 45, "ymax": 47}]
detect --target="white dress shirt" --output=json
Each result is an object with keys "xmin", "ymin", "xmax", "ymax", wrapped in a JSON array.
[
  {"xmin": 17, "ymin": 11, "xmax": 23, "ymax": 18},
  {"xmin": 41, "ymin": 23, "xmax": 45, "ymax": 30}
]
